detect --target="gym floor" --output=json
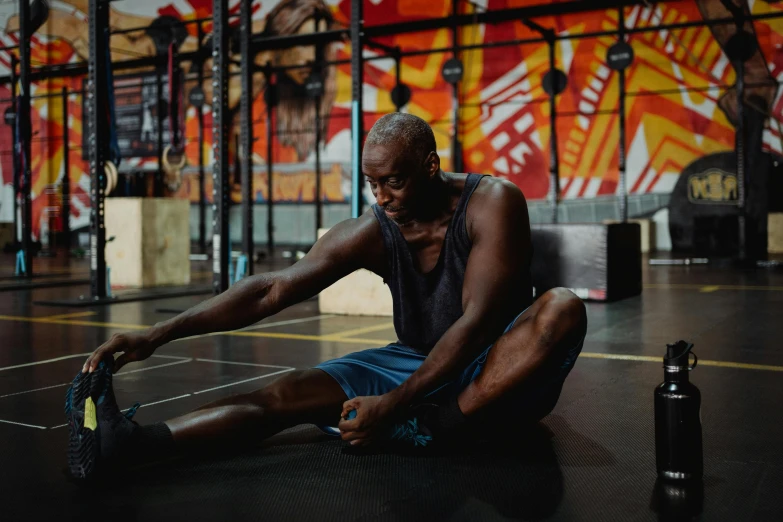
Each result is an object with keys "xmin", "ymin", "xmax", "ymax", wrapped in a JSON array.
[{"xmin": 1, "ymin": 256, "xmax": 781, "ymax": 521}]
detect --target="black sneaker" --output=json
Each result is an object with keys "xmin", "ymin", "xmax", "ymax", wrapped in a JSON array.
[{"xmin": 65, "ymin": 361, "xmax": 141, "ymax": 481}]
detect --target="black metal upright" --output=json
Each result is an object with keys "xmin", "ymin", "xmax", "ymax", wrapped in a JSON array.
[
  {"xmin": 350, "ymin": 0, "xmax": 364, "ymax": 219},
  {"xmin": 87, "ymin": 0, "xmax": 109, "ymax": 297},
  {"xmin": 240, "ymin": 0, "xmax": 254, "ymax": 275},
  {"xmin": 547, "ymin": 39, "xmax": 560, "ymax": 223},
  {"xmin": 155, "ymin": 70, "xmax": 164, "ymax": 197},
  {"xmin": 61, "ymin": 86, "xmax": 71, "ymax": 251},
  {"xmin": 197, "ymin": 23, "xmax": 207, "ymax": 254},
  {"xmin": 264, "ymin": 65, "xmax": 275, "ymax": 256},
  {"xmin": 314, "ymin": 18, "xmax": 323, "ymax": 234},
  {"xmin": 394, "ymin": 50, "xmax": 402, "ymax": 112},
  {"xmin": 212, "ymin": 0, "xmax": 231, "ymax": 293},
  {"xmin": 736, "ymin": 57, "xmax": 747, "ymax": 262},
  {"xmin": 18, "ymin": 0, "xmax": 33, "ymax": 277},
  {"xmin": 10, "ymin": 54, "xmax": 20, "ymax": 246},
  {"xmin": 315, "ymin": 92, "xmax": 323, "ymax": 232},
  {"xmin": 450, "ymin": 0, "xmax": 462, "ymax": 173},
  {"xmin": 618, "ymin": 6, "xmax": 628, "ymax": 223}
]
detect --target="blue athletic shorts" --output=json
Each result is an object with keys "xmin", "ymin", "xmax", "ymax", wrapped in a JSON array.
[{"xmin": 316, "ymin": 309, "xmax": 585, "ymax": 428}]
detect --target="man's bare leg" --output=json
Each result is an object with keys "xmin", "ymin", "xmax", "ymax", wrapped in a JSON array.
[
  {"xmin": 164, "ymin": 369, "xmax": 347, "ymax": 449},
  {"xmin": 66, "ymin": 367, "xmax": 347, "ymax": 479},
  {"xmin": 456, "ymin": 288, "xmax": 586, "ymax": 420}
]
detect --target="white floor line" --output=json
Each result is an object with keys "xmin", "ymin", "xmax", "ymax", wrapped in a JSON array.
[
  {"xmin": 193, "ymin": 368, "xmax": 295, "ymax": 395},
  {"xmin": 241, "ymin": 314, "xmax": 337, "ymax": 331},
  {"xmin": 0, "ymin": 353, "xmax": 92, "ymax": 372},
  {"xmin": 148, "ymin": 354, "xmax": 191, "ymax": 361},
  {"xmin": 195, "ymin": 358, "xmax": 293, "ymax": 369},
  {"xmin": 0, "ymin": 382, "xmax": 69, "ymax": 398},
  {"xmin": 116, "ymin": 359, "xmax": 192, "ymax": 375},
  {"xmin": 139, "ymin": 394, "xmax": 192, "ymax": 408},
  {"xmin": 0, "ymin": 360, "xmax": 193, "ymax": 399},
  {"xmin": 46, "ymin": 371, "xmax": 293, "ymax": 430},
  {"xmin": 0, "ymin": 418, "xmax": 47, "ymax": 429}
]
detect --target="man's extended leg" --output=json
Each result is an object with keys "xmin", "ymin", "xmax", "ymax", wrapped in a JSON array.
[
  {"xmin": 457, "ymin": 288, "xmax": 586, "ymax": 422},
  {"xmin": 167, "ymin": 369, "xmax": 347, "ymax": 447},
  {"xmin": 66, "ymin": 367, "xmax": 347, "ymax": 479}
]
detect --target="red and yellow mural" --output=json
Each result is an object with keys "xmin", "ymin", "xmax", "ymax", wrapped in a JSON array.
[{"xmin": 1, "ymin": 0, "xmax": 782, "ymax": 238}]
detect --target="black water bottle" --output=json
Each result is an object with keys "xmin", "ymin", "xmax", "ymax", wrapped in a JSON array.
[{"xmin": 655, "ymin": 341, "xmax": 703, "ymax": 481}]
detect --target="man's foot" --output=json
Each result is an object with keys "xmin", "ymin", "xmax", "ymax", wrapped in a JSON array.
[
  {"xmin": 65, "ymin": 361, "xmax": 141, "ymax": 481},
  {"xmin": 387, "ymin": 404, "xmax": 437, "ymax": 448}
]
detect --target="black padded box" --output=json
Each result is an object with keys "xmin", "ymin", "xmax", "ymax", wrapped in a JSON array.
[{"xmin": 530, "ymin": 223, "xmax": 642, "ymax": 302}]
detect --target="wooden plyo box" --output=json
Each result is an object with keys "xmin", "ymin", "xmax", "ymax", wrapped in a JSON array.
[
  {"xmin": 769, "ymin": 213, "xmax": 783, "ymax": 254},
  {"xmin": 316, "ymin": 228, "xmax": 393, "ymax": 316},
  {"xmin": 0, "ymin": 222, "xmax": 13, "ymax": 248},
  {"xmin": 105, "ymin": 198, "xmax": 190, "ymax": 288}
]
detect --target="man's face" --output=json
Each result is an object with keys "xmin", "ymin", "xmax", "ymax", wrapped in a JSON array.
[
  {"xmin": 275, "ymin": 18, "xmax": 325, "ymax": 85},
  {"xmin": 362, "ymin": 141, "xmax": 437, "ymax": 224}
]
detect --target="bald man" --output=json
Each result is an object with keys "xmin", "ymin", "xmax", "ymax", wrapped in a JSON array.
[{"xmin": 66, "ymin": 114, "xmax": 587, "ymax": 480}]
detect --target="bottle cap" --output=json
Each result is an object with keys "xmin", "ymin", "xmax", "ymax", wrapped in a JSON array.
[{"xmin": 665, "ymin": 340, "xmax": 697, "ymax": 369}]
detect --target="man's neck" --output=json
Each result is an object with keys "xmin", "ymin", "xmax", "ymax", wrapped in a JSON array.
[{"xmin": 403, "ymin": 170, "xmax": 455, "ymax": 226}]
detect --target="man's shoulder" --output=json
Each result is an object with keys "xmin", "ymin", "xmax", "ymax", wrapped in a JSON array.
[
  {"xmin": 470, "ymin": 174, "xmax": 527, "ymax": 211},
  {"xmin": 465, "ymin": 175, "xmax": 529, "ymax": 241}
]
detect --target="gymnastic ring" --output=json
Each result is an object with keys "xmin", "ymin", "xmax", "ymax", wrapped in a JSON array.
[
  {"xmin": 162, "ymin": 144, "xmax": 187, "ymax": 192},
  {"xmin": 162, "ymin": 144, "xmax": 187, "ymax": 172},
  {"xmin": 104, "ymin": 160, "xmax": 118, "ymax": 194}
]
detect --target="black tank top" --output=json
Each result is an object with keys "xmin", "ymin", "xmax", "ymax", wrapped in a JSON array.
[{"xmin": 372, "ymin": 173, "xmax": 531, "ymax": 354}]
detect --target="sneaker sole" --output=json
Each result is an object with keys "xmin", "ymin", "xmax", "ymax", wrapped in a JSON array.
[{"xmin": 65, "ymin": 365, "xmax": 109, "ymax": 481}]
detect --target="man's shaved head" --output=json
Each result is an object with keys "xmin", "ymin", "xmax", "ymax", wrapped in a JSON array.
[{"xmin": 365, "ymin": 113, "xmax": 436, "ymax": 167}]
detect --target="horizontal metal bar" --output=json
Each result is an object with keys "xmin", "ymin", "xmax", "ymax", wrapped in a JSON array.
[
  {"xmin": 252, "ymin": 29, "xmax": 349, "ymax": 52},
  {"xmin": 110, "ymin": 16, "xmax": 213, "ymax": 37},
  {"xmin": 364, "ymin": 0, "xmax": 665, "ymax": 38}
]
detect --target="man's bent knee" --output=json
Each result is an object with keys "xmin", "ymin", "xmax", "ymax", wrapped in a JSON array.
[{"xmin": 534, "ymin": 288, "xmax": 586, "ymax": 348}]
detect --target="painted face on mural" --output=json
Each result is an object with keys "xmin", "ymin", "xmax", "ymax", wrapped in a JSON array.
[
  {"xmin": 274, "ymin": 18, "xmax": 327, "ymax": 85},
  {"xmin": 363, "ymin": 143, "xmax": 440, "ymax": 224}
]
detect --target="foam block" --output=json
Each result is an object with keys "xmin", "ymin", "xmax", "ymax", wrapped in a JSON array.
[
  {"xmin": 531, "ymin": 223, "xmax": 642, "ymax": 301},
  {"xmin": 105, "ymin": 198, "xmax": 190, "ymax": 288},
  {"xmin": 769, "ymin": 213, "xmax": 783, "ymax": 254},
  {"xmin": 316, "ymin": 228, "xmax": 393, "ymax": 316}
]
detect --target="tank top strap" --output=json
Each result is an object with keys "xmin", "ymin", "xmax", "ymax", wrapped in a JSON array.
[{"xmin": 451, "ymin": 173, "xmax": 487, "ymax": 247}]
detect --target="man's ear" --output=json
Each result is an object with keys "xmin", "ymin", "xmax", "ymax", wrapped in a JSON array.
[{"xmin": 427, "ymin": 152, "xmax": 440, "ymax": 177}]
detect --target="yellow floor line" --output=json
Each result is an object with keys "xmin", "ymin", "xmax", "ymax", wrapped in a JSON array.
[
  {"xmin": 580, "ymin": 352, "xmax": 783, "ymax": 372},
  {"xmin": 323, "ymin": 323, "xmax": 395, "ymax": 339},
  {"xmin": 0, "ymin": 315, "xmax": 148, "ymax": 330},
  {"xmin": 645, "ymin": 283, "xmax": 783, "ymax": 291},
  {"xmin": 40, "ymin": 311, "xmax": 98, "ymax": 320},
  {"xmin": 699, "ymin": 285, "xmax": 720, "ymax": 293},
  {"xmin": 1, "ymin": 314, "xmax": 781, "ymax": 372}
]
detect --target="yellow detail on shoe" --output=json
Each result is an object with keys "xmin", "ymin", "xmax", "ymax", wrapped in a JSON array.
[{"xmin": 84, "ymin": 397, "xmax": 97, "ymax": 431}]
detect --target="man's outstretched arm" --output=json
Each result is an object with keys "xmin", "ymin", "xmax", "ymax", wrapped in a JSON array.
[{"xmin": 83, "ymin": 214, "xmax": 382, "ymax": 373}]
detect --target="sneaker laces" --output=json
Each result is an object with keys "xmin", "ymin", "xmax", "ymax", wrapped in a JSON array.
[
  {"xmin": 390, "ymin": 418, "xmax": 433, "ymax": 447},
  {"xmin": 123, "ymin": 402, "xmax": 141, "ymax": 421}
]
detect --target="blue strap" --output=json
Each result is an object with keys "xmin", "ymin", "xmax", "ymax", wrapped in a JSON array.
[
  {"xmin": 234, "ymin": 255, "xmax": 248, "ymax": 284},
  {"xmin": 15, "ymin": 250, "xmax": 26, "ymax": 276}
]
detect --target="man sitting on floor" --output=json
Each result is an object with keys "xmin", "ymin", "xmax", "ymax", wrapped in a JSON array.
[{"xmin": 66, "ymin": 113, "xmax": 587, "ymax": 480}]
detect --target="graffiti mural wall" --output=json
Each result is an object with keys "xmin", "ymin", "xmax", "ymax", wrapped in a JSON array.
[{"xmin": 1, "ymin": 0, "xmax": 782, "ymax": 238}]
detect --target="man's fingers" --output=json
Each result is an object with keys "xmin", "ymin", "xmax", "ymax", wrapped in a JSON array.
[
  {"xmin": 337, "ymin": 417, "xmax": 360, "ymax": 431},
  {"xmin": 113, "ymin": 353, "xmax": 129, "ymax": 373},
  {"xmin": 340, "ymin": 430, "xmax": 369, "ymax": 442}
]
